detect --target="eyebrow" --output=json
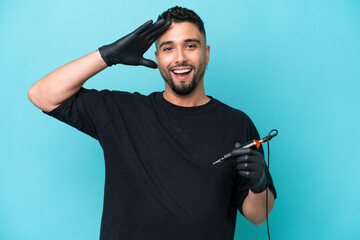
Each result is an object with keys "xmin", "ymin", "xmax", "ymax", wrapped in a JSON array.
[{"xmin": 158, "ymin": 38, "xmax": 201, "ymax": 49}]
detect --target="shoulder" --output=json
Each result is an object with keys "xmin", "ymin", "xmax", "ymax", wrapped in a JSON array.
[
  {"xmin": 210, "ymin": 97, "xmax": 261, "ymax": 148},
  {"xmin": 212, "ymin": 97, "xmax": 253, "ymax": 124}
]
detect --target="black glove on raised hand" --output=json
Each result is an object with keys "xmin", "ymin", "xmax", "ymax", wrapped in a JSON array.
[
  {"xmin": 232, "ymin": 143, "xmax": 267, "ymax": 193},
  {"xmin": 99, "ymin": 19, "xmax": 171, "ymax": 68}
]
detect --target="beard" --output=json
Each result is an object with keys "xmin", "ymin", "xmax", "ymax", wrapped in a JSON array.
[{"xmin": 159, "ymin": 61, "xmax": 207, "ymax": 96}]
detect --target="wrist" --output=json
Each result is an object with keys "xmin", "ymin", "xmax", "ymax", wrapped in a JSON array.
[
  {"xmin": 250, "ymin": 170, "xmax": 267, "ymax": 193},
  {"xmin": 98, "ymin": 45, "xmax": 114, "ymax": 67}
]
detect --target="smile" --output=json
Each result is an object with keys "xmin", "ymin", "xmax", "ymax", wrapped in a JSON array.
[{"xmin": 171, "ymin": 68, "xmax": 192, "ymax": 77}]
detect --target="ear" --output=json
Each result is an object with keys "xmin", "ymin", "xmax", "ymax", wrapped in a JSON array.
[
  {"xmin": 205, "ymin": 45, "xmax": 210, "ymax": 65},
  {"xmin": 155, "ymin": 51, "xmax": 159, "ymax": 63}
]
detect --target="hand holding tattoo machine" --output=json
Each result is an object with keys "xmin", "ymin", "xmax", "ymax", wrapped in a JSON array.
[
  {"xmin": 212, "ymin": 129, "xmax": 278, "ymax": 165},
  {"xmin": 213, "ymin": 129, "xmax": 278, "ymax": 240}
]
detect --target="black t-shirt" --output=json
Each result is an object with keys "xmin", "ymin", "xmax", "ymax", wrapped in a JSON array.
[{"xmin": 44, "ymin": 88, "xmax": 276, "ymax": 240}]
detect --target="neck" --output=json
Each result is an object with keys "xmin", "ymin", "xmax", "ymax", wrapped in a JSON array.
[{"xmin": 163, "ymin": 82, "xmax": 210, "ymax": 107}]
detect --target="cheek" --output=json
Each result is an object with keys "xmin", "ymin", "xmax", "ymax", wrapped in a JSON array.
[
  {"xmin": 193, "ymin": 55, "xmax": 207, "ymax": 66},
  {"xmin": 158, "ymin": 55, "xmax": 173, "ymax": 68},
  {"xmin": 157, "ymin": 60, "xmax": 170, "ymax": 76},
  {"xmin": 190, "ymin": 51, "xmax": 206, "ymax": 63}
]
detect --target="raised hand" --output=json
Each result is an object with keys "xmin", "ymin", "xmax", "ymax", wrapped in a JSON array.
[{"xmin": 99, "ymin": 19, "xmax": 171, "ymax": 68}]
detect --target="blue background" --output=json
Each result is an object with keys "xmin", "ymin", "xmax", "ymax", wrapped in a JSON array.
[{"xmin": 1, "ymin": 0, "xmax": 359, "ymax": 239}]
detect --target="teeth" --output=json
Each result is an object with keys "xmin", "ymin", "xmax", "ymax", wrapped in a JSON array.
[{"xmin": 173, "ymin": 69, "xmax": 191, "ymax": 74}]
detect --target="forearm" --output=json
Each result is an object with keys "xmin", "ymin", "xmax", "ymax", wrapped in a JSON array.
[
  {"xmin": 242, "ymin": 188, "xmax": 275, "ymax": 225},
  {"xmin": 28, "ymin": 50, "xmax": 107, "ymax": 112}
]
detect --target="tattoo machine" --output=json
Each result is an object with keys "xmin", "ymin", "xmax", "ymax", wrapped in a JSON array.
[{"xmin": 212, "ymin": 129, "xmax": 278, "ymax": 165}]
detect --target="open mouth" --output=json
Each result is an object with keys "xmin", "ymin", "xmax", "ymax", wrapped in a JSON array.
[{"xmin": 171, "ymin": 68, "xmax": 192, "ymax": 79}]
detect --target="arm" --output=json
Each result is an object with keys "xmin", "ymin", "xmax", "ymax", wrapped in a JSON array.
[
  {"xmin": 28, "ymin": 19, "xmax": 171, "ymax": 112},
  {"xmin": 28, "ymin": 51, "xmax": 107, "ymax": 112},
  {"xmin": 232, "ymin": 144, "xmax": 276, "ymax": 225},
  {"xmin": 242, "ymin": 188, "xmax": 275, "ymax": 225}
]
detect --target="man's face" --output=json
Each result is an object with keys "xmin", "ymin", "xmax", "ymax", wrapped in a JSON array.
[{"xmin": 155, "ymin": 22, "xmax": 210, "ymax": 96}]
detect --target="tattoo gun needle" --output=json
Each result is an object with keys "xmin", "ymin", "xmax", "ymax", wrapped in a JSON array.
[{"xmin": 212, "ymin": 157, "xmax": 225, "ymax": 165}]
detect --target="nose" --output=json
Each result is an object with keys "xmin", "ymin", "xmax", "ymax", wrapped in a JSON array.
[{"xmin": 174, "ymin": 48, "xmax": 188, "ymax": 64}]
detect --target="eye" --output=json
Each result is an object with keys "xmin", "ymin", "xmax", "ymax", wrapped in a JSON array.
[
  {"xmin": 162, "ymin": 47, "xmax": 172, "ymax": 52},
  {"xmin": 186, "ymin": 44, "xmax": 197, "ymax": 49}
]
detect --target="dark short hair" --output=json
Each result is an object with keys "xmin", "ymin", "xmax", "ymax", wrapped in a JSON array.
[{"xmin": 157, "ymin": 6, "xmax": 206, "ymax": 38}]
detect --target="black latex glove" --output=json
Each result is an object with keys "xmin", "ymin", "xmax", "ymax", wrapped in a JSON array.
[
  {"xmin": 232, "ymin": 142, "xmax": 267, "ymax": 193},
  {"xmin": 99, "ymin": 19, "xmax": 171, "ymax": 68}
]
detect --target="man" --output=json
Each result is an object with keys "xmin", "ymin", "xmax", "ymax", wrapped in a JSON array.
[{"xmin": 28, "ymin": 6, "xmax": 276, "ymax": 240}]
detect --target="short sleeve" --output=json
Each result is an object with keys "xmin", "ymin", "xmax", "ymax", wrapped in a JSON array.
[
  {"xmin": 43, "ymin": 87, "xmax": 103, "ymax": 139},
  {"xmin": 235, "ymin": 118, "xmax": 277, "ymax": 215}
]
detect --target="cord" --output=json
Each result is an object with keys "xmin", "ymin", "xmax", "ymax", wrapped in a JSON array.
[{"xmin": 265, "ymin": 129, "xmax": 277, "ymax": 240}]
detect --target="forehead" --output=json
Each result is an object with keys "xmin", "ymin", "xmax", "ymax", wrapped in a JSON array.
[{"xmin": 158, "ymin": 22, "xmax": 205, "ymax": 45}]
